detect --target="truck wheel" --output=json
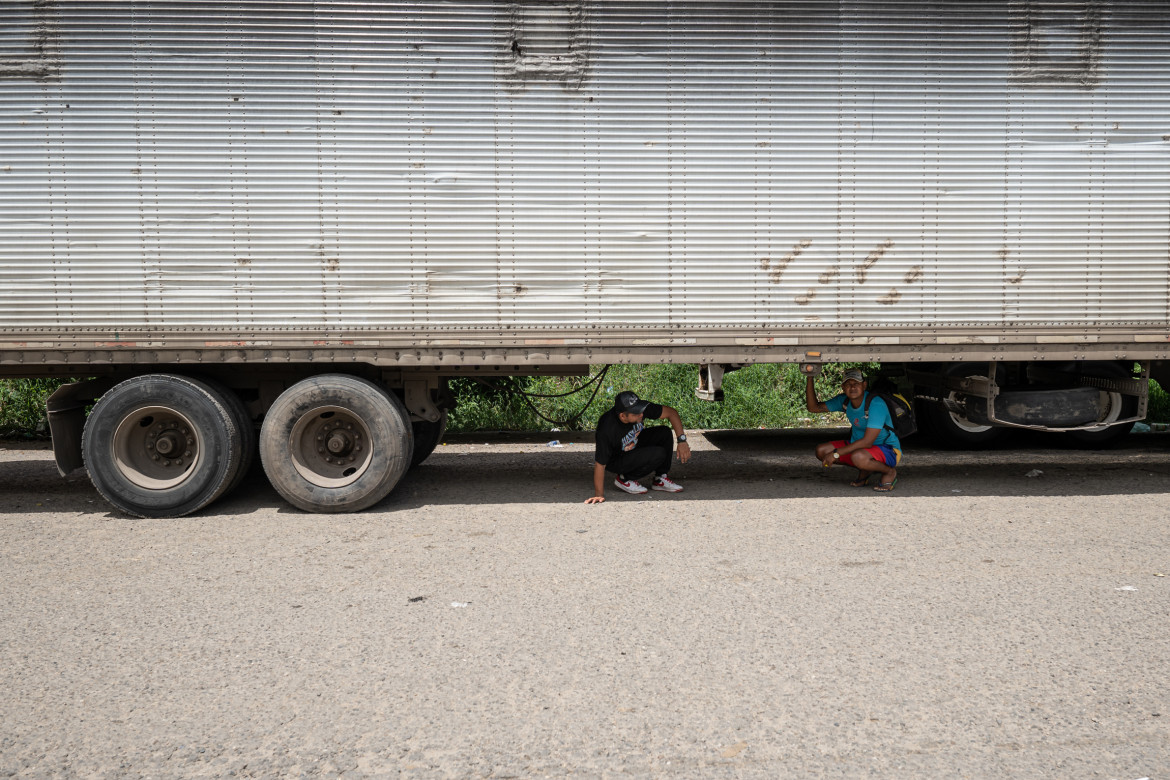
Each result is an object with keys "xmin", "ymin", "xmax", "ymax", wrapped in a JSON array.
[
  {"xmin": 919, "ymin": 398, "xmax": 1005, "ymax": 449},
  {"xmin": 198, "ymin": 376, "xmax": 256, "ymax": 492},
  {"xmin": 410, "ymin": 409, "xmax": 448, "ymax": 468},
  {"xmin": 82, "ymin": 374, "xmax": 244, "ymax": 518},
  {"xmin": 1065, "ymin": 390, "xmax": 1137, "ymax": 447},
  {"xmin": 260, "ymin": 375, "xmax": 413, "ymax": 513}
]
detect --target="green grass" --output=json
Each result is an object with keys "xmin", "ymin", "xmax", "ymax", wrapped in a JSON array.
[
  {"xmin": 446, "ymin": 363, "xmax": 871, "ymax": 433},
  {"xmin": 1147, "ymin": 380, "xmax": 1170, "ymax": 423},
  {"xmin": 0, "ymin": 379, "xmax": 59, "ymax": 439},
  {"xmin": 447, "ymin": 366, "xmax": 1170, "ymax": 433}
]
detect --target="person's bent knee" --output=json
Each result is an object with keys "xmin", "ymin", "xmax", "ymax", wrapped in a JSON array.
[
  {"xmin": 641, "ymin": 426, "xmax": 674, "ymax": 445},
  {"xmin": 851, "ymin": 450, "xmax": 876, "ymax": 469}
]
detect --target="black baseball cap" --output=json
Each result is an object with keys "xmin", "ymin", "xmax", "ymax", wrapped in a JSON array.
[{"xmin": 614, "ymin": 390, "xmax": 650, "ymax": 415}]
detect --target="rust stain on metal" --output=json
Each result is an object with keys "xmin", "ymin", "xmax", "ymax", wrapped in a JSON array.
[
  {"xmin": 997, "ymin": 246, "xmax": 1011, "ymax": 261},
  {"xmin": 312, "ymin": 340, "xmax": 355, "ymax": 346},
  {"xmin": 818, "ymin": 267, "xmax": 839, "ymax": 285},
  {"xmin": 877, "ymin": 289, "xmax": 902, "ymax": 305},
  {"xmin": 904, "ymin": 266, "xmax": 923, "ymax": 284},
  {"xmin": 1008, "ymin": 270, "xmax": 1027, "ymax": 284},
  {"xmin": 761, "ymin": 238, "xmax": 812, "ymax": 283},
  {"xmin": 794, "ymin": 289, "xmax": 816, "ymax": 306},
  {"xmin": 94, "ymin": 341, "xmax": 135, "ymax": 348},
  {"xmin": 236, "ymin": 257, "xmax": 251, "ymax": 267},
  {"xmin": 857, "ymin": 239, "xmax": 893, "ymax": 284},
  {"xmin": 324, "ymin": 258, "xmax": 340, "ymax": 272}
]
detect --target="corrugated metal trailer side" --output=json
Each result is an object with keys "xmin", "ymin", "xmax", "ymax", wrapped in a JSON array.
[
  {"xmin": 3, "ymin": 2, "xmax": 1169, "ymax": 360},
  {"xmin": 1, "ymin": 2, "xmax": 1167, "ymax": 515}
]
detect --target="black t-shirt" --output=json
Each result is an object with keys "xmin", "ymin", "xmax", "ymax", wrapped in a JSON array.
[{"xmin": 593, "ymin": 403, "xmax": 664, "ymax": 466}]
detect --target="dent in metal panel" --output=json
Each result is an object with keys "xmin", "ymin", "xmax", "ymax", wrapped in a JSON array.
[
  {"xmin": 0, "ymin": 0, "xmax": 58, "ymax": 80},
  {"xmin": 497, "ymin": 1, "xmax": 589, "ymax": 90},
  {"xmin": 1011, "ymin": 1, "xmax": 1101, "ymax": 88}
]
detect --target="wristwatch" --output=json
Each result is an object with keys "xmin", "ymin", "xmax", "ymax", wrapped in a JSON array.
[
  {"xmin": 832, "ymin": 449, "xmax": 840, "ymax": 460},
  {"xmin": 677, "ymin": 434, "xmax": 687, "ymax": 443}
]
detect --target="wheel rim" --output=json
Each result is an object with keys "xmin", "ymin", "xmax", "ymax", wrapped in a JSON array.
[
  {"xmin": 288, "ymin": 406, "xmax": 374, "ymax": 488},
  {"xmin": 946, "ymin": 377, "xmax": 996, "ymax": 433},
  {"xmin": 111, "ymin": 406, "xmax": 202, "ymax": 490},
  {"xmin": 1081, "ymin": 391, "xmax": 1125, "ymax": 432},
  {"xmin": 944, "ymin": 390, "xmax": 995, "ymax": 434},
  {"xmin": 948, "ymin": 408, "xmax": 994, "ymax": 433}
]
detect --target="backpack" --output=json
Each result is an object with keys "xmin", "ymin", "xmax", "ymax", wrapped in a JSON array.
[{"xmin": 863, "ymin": 391, "xmax": 917, "ymax": 439}]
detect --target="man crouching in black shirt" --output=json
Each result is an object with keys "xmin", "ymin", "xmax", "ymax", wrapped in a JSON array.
[{"xmin": 585, "ymin": 390, "xmax": 692, "ymax": 504}]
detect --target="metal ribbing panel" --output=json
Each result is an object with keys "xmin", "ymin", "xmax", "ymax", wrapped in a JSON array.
[{"xmin": 1, "ymin": 1, "xmax": 1169, "ymax": 332}]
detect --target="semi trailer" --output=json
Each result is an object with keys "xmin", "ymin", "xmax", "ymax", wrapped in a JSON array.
[{"xmin": 2, "ymin": 1, "xmax": 1168, "ymax": 516}]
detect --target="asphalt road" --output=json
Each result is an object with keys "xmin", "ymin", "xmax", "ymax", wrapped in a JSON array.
[{"xmin": 2, "ymin": 428, "xmax": 1169, "ymax": 778}]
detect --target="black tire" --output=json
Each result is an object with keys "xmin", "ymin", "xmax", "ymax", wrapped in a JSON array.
[
  {"xmin": 198, "ymin": 376, "xmax": 256, "ymax": 493},
  {"xmin": 82, "ymin": 374, "xmax": 244, "ymax": 518},
  {"xmin": 410, "ymin": 409, "xmax": 448, "ymax": 468},
  {"xmin": 1064, "ymin": 391, "xmax": 1139, "ymax": 447},
  {"xmin": 1051, "ymin": 361, "xmax": 1140, "ymax": 447},
  {"xmin": 259, "ymin": 374, "xmax": 413, "ymax": 513},
  {"xmin": 1066, "ymin": 419, "xmax": 1136, "ymax": 447},
  {"xmin": 918, "ymin": 398, "xmax": 1006, "ymax": 449}
]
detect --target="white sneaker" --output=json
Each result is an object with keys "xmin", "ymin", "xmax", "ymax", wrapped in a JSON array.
[
  {"xmin": 614, "ymin": 477, "xmax": 648, "ymax": 494},
  {"xmin": 651, "ymin": 475, "xmax": 683, "ymax": 493}
]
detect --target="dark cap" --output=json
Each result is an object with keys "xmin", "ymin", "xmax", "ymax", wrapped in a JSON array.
[{"xmin": 614, "ymin": 390, "xmax": 650, "ymax": 415}]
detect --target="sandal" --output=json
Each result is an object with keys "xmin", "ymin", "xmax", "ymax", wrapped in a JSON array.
[
  {"xmin": 873, "ymin": 478, "xmax": 898, "ymax": 493},
  {"xmin": 850, "ymin": 473, "xmax": 872, "ymax": 488}
]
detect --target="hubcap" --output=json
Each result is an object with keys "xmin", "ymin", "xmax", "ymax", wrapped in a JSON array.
[
  {"xmin": 288, "ymin": 407, "xmax": 373, "ymax": 488},
  {"xmin": 112, "ymin": 406, "xmax": 200, "ymax": 490}
]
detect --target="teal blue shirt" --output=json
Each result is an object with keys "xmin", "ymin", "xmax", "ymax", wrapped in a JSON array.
[{"xmin": 825, "ymin": 391, "xmax": 901, "ymax": 450}]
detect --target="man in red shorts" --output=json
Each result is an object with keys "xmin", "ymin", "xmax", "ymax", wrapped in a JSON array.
[{"xmin": 805, "ymin": 368, "xmax": 902, "ymax": 492}]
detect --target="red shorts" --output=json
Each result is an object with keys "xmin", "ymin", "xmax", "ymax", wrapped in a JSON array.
[{"xmin": 828, "ymin": 440, "xmax": 902, "ymax": 467}]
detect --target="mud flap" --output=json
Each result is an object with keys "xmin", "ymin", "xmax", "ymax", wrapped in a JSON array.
[{"xmin": 46, "ymin": 377, "xmax": 114, "ymax": 476}]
